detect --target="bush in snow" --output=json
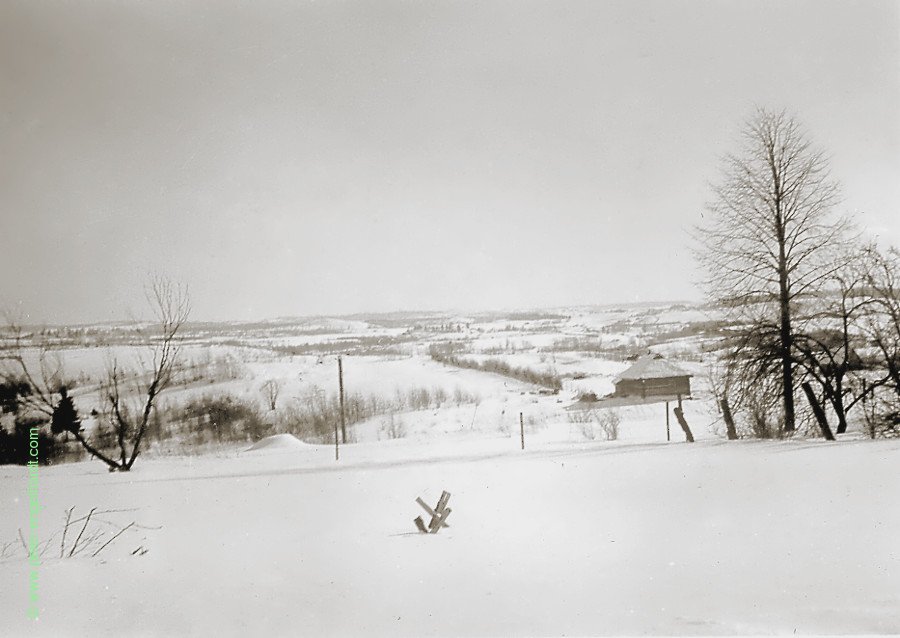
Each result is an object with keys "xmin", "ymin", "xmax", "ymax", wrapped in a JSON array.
[
  {"xmin": 597, "ymin": 409, "xmax": 620, "ymax": 441},
  {"xmin": 177, "ymin": 394, "xmax": 271, "ymax": 444},
  {"xmin": 568, "ymin": 409, "xmax": 597, "ymax": 440},
  {"xmin": 379, "ymin": 414, "xmax": 407, "ymax": 440},
  {"xmin": 568, "ymin": 408, "xmax": 619, "ymax": 441}
]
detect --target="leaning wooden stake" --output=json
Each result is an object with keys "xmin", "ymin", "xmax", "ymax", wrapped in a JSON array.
[
  {"xmin": 429, "ymin": 508, "xmax": 452, "ymax": 533},
  {"xmin": 673, "ymin": 407, "xmax": 694, "ymax": 443},
  {"xmin": 414, "ymin": 491, "xmax": 452, "ymax": 533},
  {"xmin": 429, "ymin": 491, "xmax": 451, "ymax": 529},
  {"xmin": 801, "ymin": 382, "xmax": 835, "ymax": 441}
]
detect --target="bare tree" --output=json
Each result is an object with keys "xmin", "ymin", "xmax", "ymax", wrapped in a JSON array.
[
  {"xmin": 97, "ymin": 277, "xmax": 191, "ymax": 471},
  {"xmin": 260, "ymin": 379, "xmax": 281, "ymax": 411},
  {"xmin": 859, "ymin": 246, "xmax": 900, "ymax": 394},
  {"xmin": 792, "ymin": 259, "xmax": 874, "ymax": 434},
  {"xmin": 854, "ymin": 245, "xmax": 900, "ymax": 436},
  {"xmin": 702, "ymin": 358, "xmax": 741, "ymax": 439},
  {"xmin": 0, "ymin": 318, "xmax": 66, "ymax": 419},
  {"xmin": 718, "ymin": 328, "xmax": 789, "ymax": 438},
  {"xmin": 2, "ymin": 277, "xmax": 190, "ymax": 471},
  {"xmin": 696, "ymin": 108, "xmax": 848, "ymax": 433}
]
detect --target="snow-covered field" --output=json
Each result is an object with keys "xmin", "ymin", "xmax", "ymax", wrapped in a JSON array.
[
  {"xmin": 3, "ymin": 303, "xmax": 897, "ymax": 635},
  {"xmin": 2, "ymin": 436, "xmax": 898, "ymax": 636}
]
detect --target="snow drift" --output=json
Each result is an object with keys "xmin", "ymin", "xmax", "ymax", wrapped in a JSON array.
[{"xmin": 244, "ymin": 433, "xmax": 310, "ymax": 452}]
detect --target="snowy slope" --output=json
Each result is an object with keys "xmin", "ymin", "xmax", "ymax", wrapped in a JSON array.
[{"xmin": 2, "ymin": 437, "xmax": 898, "ymax": 636}]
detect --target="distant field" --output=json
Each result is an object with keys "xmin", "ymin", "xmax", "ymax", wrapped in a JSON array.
[
  {"xmin": 3, "ymin": 303, "xmax": 895, "ymax": 636},
  {"xmin": 2, "ymin": 302, "xmax": 733, "ymax": 454}
]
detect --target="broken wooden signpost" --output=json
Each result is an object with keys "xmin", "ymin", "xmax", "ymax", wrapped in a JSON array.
[{"xmin": 414, "ymin": 491, "xmax": 452, "ymax": 534}]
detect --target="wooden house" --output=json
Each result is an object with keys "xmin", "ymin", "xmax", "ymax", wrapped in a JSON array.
[{"xmin": 613, "ymin": 355, "xmax": 692, "ymax": 399}]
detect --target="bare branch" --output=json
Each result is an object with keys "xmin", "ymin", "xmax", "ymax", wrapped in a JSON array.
[{"xmin": 91, "ymin": 522, "xmax": 135, "ymax": 558}]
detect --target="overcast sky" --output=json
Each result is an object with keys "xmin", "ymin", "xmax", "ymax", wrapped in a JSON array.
[{"xmin": 1, "ymin": 0, "xmax": 898, "ymax": 324}]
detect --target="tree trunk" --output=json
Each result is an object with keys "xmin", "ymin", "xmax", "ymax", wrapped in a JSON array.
[
  {"xmin": 862, "ymin": 379, "xmax": 876, "ymax": 440},
  {"xmin": 779, "ymin": 301, "xmax": 796, "ymax": 432},
  {"xmin": 833, "ymin": 397, "xmax": 848, "ymax": 435},
  {"xmin": 673, "ymin": 407, "xmax": 694, "ymax": 443},
  {"xmin": 720, "ymin": 397, "xmax": 738, "ymax": 440},
  {"xmin": 826, "ymin": 372, "xmax": 849, "ymax": 435},
  {"xmin": 775, "ymin": 190, "xmax": 796, "ymax": 433},
  {"xmin": 73, "ymin": 430, "xmax": 121, "ymax": 471},
  {"xmin": 801, "ymin": 381, "xmax": 835, "ymax": 441}
]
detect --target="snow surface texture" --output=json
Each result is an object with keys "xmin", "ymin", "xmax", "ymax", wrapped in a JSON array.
[{"xmin": 2, "ymin": 437, "xmax": 899, "ymax": 636}]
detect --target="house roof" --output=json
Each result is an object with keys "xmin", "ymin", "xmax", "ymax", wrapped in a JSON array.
[{"xmin": 613, "ymin": 356, "xmax": 692, "ymax": 382}]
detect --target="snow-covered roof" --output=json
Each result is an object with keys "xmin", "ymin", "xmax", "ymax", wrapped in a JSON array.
[{"xmin": 613, "ymin": 356, "xmax": 691, "ymax": 382}]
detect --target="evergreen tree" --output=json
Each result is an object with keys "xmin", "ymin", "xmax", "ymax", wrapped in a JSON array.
[{"xmin": 51, "ymin": 387, "xmax": 81, "ymax": 435}]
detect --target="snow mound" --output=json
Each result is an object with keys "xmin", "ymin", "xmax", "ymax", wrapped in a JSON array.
[{"xmin": 245, "ymin": 434, "xmax": 310, "ymax": 452}]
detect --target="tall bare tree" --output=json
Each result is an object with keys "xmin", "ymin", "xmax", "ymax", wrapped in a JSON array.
[{"xmin": 697, "ymin": 108, "xmax": 848, "ymax": 433}]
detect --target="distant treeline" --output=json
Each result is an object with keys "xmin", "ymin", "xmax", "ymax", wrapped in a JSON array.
[
  {"xmin": 494, "ymin": 312, "xmax": 570, "ymax": 322},
  {"xmin": 647, "ymin": 321, "xmax": 731, "ymax": 344},
  {"xmin": 428, "ymin": 344, "xmax": 562, "ymax": 391},
  {"xmin": 268, "ymin": 334, "xmax": 417, "ymax": 357}
]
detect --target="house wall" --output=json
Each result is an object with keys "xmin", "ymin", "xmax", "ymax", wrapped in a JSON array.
[{"xmin": 614, "ymin": 376, "xmax": 691, "ymax": 398}]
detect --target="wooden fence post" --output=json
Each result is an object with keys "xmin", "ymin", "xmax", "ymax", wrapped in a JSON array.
[
  {"xmin": 520, "ymin": 412, "xmax": 525, "ymax": 450},
  {"xmin": 665, "ymin": 401, "xmax": 670, "ymax": 441},
  {"xmin": 334, "ymin": 421, "xmax": 339, "ymax": 461},
  {"xmin": 338, "ymin": 355, "xmax": 346, "ymax": 444}
]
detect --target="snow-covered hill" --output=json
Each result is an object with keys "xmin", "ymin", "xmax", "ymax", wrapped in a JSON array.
[{"xmin": 2, "ymin": 436, "xmax": 898, "ymax": 635}]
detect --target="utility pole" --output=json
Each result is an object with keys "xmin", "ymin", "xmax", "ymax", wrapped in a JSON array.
[
  {"xmin": 338, "ymin": 355, "xmax": 346, "ymax": 444},
  {"xmin": 334, "ymin": 421, "xmax": 339, "ymax": 461}
]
